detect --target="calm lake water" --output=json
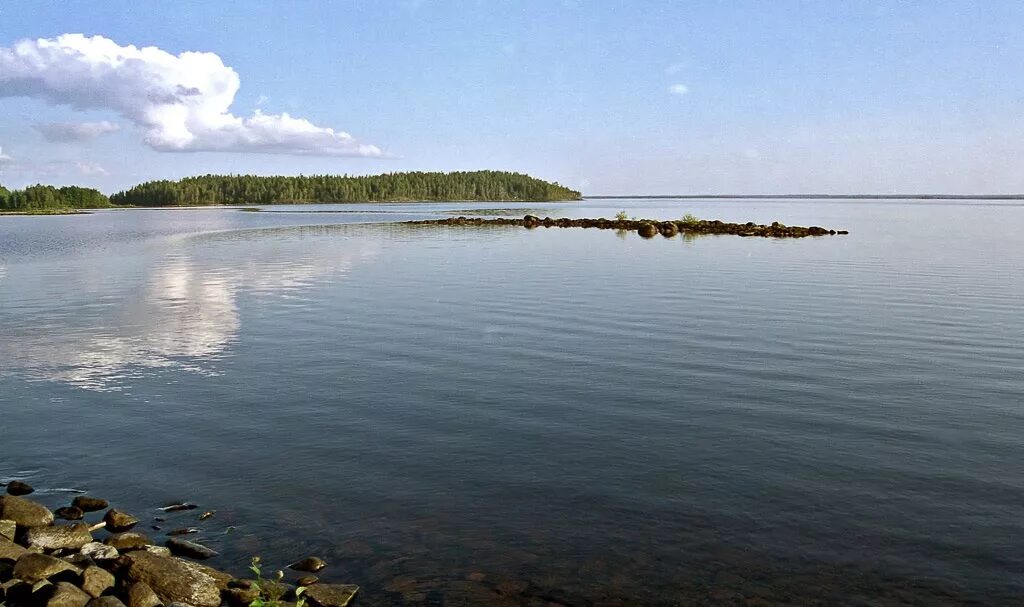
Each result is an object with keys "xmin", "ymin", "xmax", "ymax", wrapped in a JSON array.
[{"xmin": 1, "ymin": 199, "xmax": 1022, "ymax": 606}]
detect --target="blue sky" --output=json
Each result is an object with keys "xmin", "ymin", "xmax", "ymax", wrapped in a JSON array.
[{"xmin": 2, "ymin": 1, "xmax": 1023, "ymax": 194}]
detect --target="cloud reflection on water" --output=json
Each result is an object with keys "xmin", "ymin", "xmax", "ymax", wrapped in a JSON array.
[{"xmin": 1, "ymin": 226, "xmax": 379, "ymax": 391}]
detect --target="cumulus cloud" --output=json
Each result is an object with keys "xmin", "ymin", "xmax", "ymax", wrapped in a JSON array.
[
  {"xmin": 668, "ymin": 83, "xmax": 689, "ymax": 96},
  {"xmin": 0, "ymin": 34, "xmax": 384, "ymax": 157},
  {"xmin": 34, "ymin": 120, "xmax": 120, "ymax": 142}
]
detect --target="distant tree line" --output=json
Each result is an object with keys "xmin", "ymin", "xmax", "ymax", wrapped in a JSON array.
[
  {"xmin": 0, "ymin": 183, "xmax": 110, "ymax": 210},
  {"xmin": 110, "ymin": 171, "xmax": 582, "ymax": 206}
]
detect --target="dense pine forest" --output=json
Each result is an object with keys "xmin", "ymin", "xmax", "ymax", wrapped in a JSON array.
[
  {"xmin": 110, "ymin": 171, "xmax": 582, "ymax": 206},
  {"xmin": 0, "ymin": 183, "xmax": 110, "ymax": 211}
]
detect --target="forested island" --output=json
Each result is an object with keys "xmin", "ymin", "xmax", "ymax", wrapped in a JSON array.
[
  {"xmin": 0, "ymin": 184, "xmax": 109, "ymax": 213},
  {"xmin": 0, "ymin": 171, "xmax": 580, "ymax": 212},
  {"xmin": 110, "ymin": 171, "xmax": 581, "ymax": 206}
]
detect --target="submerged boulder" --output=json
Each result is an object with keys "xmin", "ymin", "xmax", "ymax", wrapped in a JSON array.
[
  {"xmin": 303, "ymin": 583, "xmax": 359, "ymax": 607},
  {"xmin": 288, "ymin": 556, "xmax": 326, "ymax": 573},
  {"xmin": 55, "ymin": 507, "xmax": 85, "ymax": 521},
  {"xmin": 6, "ymin": 481, "xmax": 34, "ymax": 496},
  {"xmin": 72, "ymin": 497, "xmax": 109, "ymax": 513},
  {"xmin": 165, "ymin": 538, "xmax": 217, "ymax": 560}
]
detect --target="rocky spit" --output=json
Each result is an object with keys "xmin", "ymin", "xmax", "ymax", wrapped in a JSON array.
[
  {"xmin": 404, "ymin": 215, "xmax": 849, "ymax": 238},
  {"xmin": 0, "ymin": 483, "xmax": 358, "ymax": 607}
]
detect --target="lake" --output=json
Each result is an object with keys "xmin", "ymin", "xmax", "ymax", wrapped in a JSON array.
[{"xmin": 1, "ymin": 198, "xmax": 1022, "ymax": 606}]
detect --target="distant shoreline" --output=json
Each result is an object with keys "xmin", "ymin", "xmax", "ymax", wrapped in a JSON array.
[{"xmin": 588, "ymin": 194, "xmax": 1024, "ymax": 200}]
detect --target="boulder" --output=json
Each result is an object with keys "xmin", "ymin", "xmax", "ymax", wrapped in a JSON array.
[
  {"xmin": 122, "ymin": 551, "xmax": 230, "ymax": 607},
  {"xmin": 88, "ymin": 597, "xmax": 127, "ymax": 607},
  {"xmin": 80, "ymin": 542, "xmax": 119, "ymax": 561},
  {"xmin": 13, "ymin": 553, "xmax": 82, "ymax": 584},
  {"xmin": 0, "ymin": 536, "xmax": 28, "ymax": 561},
  {"xmin": 47, "ymin": 581, "xmax": 91, "ymax": 607},
  {"xmin": 0, "ymin": 496, "xmax": 55, "ymax": 528},
  {"xmin": 6, "ymin": 481, "xmax": 34, "ymax": 496},
  {"xmin": 287, "ymin": 556, "xmax": 326, "ymax": 573},
  {"xmin": 72, "ymin": 498, "xmax": 109, "ymax": 513},
  {"xmin": 165, "ymin": 538, "xmax": 217, "ymax": 560},
  {"xmin": 126, "ymin": 582, "xmax": 162, "ymax": 607},
  {"xmin": 105, "ymin": 533, "xmax": 152, "ymax": 551},
  {"xmin": 141, "ymin": 546, "xmax": 171, "ymax": 558},
  {"xmin": 165, "ymin": 528, "xmax": 199, "ymax": 537},
  {"xmin": 81, "ymin": 565, "xmax": 116, "ymax": 598},
  {"xmin": 63, "ymin": 553, "xmax": 97, "ymax": 570},
  {"xmin": 0, "ymin": 519, "xmax": 16, "ymax": 541},
  {"xmin": 637, "ymin": 223, "xmax": 658, "ymax": 239},
  {"xmin": 55, "ymin": 507, "xmax": 86, "ymax": 521},
  {"xmin": 303, "ymin": 583, "xmax": 359, "ymax": 607},
  {"xmin": 296, "ymin": 576, "xmax": 319, "ymax": 587},
  {"xmin": 102, "ymin": 510, "xmax": 139, "ymax": 533},
  {"xmin": 26, "ymin": 523, "xmax": 93, "ymax": 550},
  {"xmin": 223, "ymin": 586, "xmax": 258, "ymax": 607}
]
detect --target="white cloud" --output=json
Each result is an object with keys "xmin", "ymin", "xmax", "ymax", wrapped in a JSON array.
[
  {"xmin": 34, "ymin": 120, "xmax": 121, "ymax": 142},
  {"xmin": 75, "ymin": 161, "xmax": 109, "ymax": 176},
  {"xmin": 255, "ymin": 95, "xmax": 269, "ymax": 106},
  {"xmin": 668, "ymin": 83, "xmax": 689, "ymax": 96},
  {"xmin": 0, "ymin": 34, "xmax": 384, "ymax": 157},
  {"xmin": 0, "ymin": 146, "xmax": 12, "ymax": 163}
]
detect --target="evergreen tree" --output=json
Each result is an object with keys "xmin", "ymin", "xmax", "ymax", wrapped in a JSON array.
[{"xmin": 110, "ymin": 171, "xmax": 582, "ymax": 206}]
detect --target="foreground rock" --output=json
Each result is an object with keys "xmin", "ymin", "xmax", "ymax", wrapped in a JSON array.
[
  {"xmin": 105, "ymin": 533, "xmax": 152, "ymax": 551},
  {"xmin": 13, "ymin": 553, "xmax": 81, "ymax": 584},
  {"xmin": 406, "ymin": 214, "xmax": 849, "ymax": 239},
  {"xmin": 122, "ymin": 551, "xmax": 229, "ymax": 607},
  {"xmin": 48, "ymin": 581, "xmax": 91, "ymax": 607},
  {"xmin": 25, "ymin": 523, "xmax": 93, "ymax": 550},
  {"xmin": 0, "ymin": 495, "xmax": 55, "ymax": 528},
  {"xmin": 0, "ymin": 487, "xmax": 361, "ymax": 607},
  {"xmin": 102, "ymin": 510, "xmax": 139, "ymax": 533}
]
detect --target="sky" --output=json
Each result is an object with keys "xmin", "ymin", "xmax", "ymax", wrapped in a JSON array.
[{"xmin": 2, "ymin": 0, "xmax": 1024, "ymax": 195}]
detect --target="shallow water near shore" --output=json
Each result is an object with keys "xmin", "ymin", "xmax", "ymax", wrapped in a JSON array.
[{"xmin": 1, "ymin": 198, "xmax": 1022, "ymax": 605}]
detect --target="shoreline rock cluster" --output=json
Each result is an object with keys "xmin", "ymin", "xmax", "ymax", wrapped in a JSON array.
[
  {"xmin": 405, "ymin": 215, "xmax": 849, "ymax": 238},
  {"xmin": 0, "ymin": 482, "xmax": 358, "ymax": 607}
]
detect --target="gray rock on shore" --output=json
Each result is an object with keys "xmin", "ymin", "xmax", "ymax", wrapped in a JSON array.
[
  {"xmin": 12, "ymin": 552, "xmax": 82, "ymax": 584},
  {"xmin": 81, "ymin": 566, "xmax": 116, "ymax": 598},
  {"xmin": 47, "ymin": 581, "xmax": 91, "ymax": 607},
  {"xmin": 25, "ymin": 523, "xmax": 93, "ymax": 550},
  {"xmin": 0, "ymin": 495, "xmax": 56, "ymax": 527},
  {"xmin": 122, "ymin": 550, "xmax": 230, "ymax": 607},
  {"xmin": 102, "ymin": 510, "xmax": 140, "ymax": 533}
]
